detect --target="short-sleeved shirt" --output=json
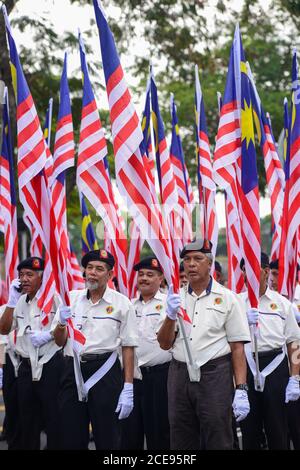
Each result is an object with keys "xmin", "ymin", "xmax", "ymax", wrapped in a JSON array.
[
  {"xmin": 294, "ymin": 284, "xmax": 300, "ymax": 313},
  {"xmin": 12, "ymin": 294, "xmax": 61, "ymax": 359},
  {"xmin": 52, "ymin": 287, "xmax": 138, "ymax": 357},
  {"xmin": 171, "ymin": 279, "xmax": 251, "ymax": 367},
  {"xmin": 133, "ymin": 290, "xmax": 172, "ymax": 367},
  {"xmin": 239, "ymin": 287, "xmax": 300, "ymax": 352}
]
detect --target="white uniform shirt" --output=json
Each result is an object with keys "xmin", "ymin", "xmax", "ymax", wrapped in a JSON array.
[
  {"xmin": 294, "ymin": 284, "xmax": 300, "ymax": 313},
  {"xmin": 239, "ymin": 287, "xmax": 300, "ymax": 352},
  {"xmin": 52, "ymin": 287, "xmax": 138, "ymax": 357},
  {"xmin": 11, "ymin": 294, "xmax": 61, "ymax": 361},
  {"xmin": 133, "ymin": 290, "xmax": 172, "ymax": 367},
  {"xmin": 171, "ymin": 279, "xmax": 251, "ymax": 367}
]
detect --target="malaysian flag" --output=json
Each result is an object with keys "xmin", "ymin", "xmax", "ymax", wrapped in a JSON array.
[
  {"xmin": 0, "ymin": 87, "xmax": 19, "ymax": 286},
  {"xmin": 70, "ymin": 243, "xmax": 85, "ymax": 290},
  {"xmin": 26, "ymin": 98, "xmax": 54, "ymax": 258},
  {"xmin": 170, "ymin": 93, "xmax": 194, "ymax": 246},
  {"xmin": 76, "ymin": 29, "xmax": 128, "ymax": 295},
  {"xmin": 3, "ymin": 7, "xmax": 57, "ymax": 320},
  {"xmin": 51, "ymin": 53, "xmax": 74, "ymax": 292},
  {"xmin": 80, "ymin": 192, "xmax": 98, "ymax": 255},
  {"xmin": 213, "ymin": 31, "xmax": 245, "ymax": 294},
  {"xmin": 236, "ymin": 28, "xmax": 261, "ymax": 308},
  {"xmin": 150, "ymin": 66, "xmax": 180, "ymax": 289},
  {"xmin": 93, "ymin": 0, "xmax": 173, "ymax": 287},
  {"xmin": 248, "ymin": 64, "xmax": 285, "ymax": 262},
  {"xmin": 195, "ymin": 65, "xmax": 218, "ymax": 259},
  {"xmin": 3, "ymin": 8, "xmax": 85, "ymax": 350},
  {"xmin": 278, "ymin": 50, "xmax": 300, "ymax": 300}
]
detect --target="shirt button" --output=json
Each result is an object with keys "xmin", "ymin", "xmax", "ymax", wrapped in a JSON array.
[
  {"xmin": 195, "ymin": 312, "xmax": 198, "ymax": 315},
  {"xmin": 193, "ymin": 325, "xmax": 196, "ymax": 328},
  {"xmin": 190, "ymin": 338, "xmax": 192, "ymax": 341}
]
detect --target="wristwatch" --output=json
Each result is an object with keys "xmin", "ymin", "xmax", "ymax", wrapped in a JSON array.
[{"xmin": 236, "ymin": 383, "xmax": 249, "ymax": 392}]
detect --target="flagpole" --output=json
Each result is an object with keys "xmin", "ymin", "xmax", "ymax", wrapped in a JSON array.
[{"xmin": 47, "ymin": 97, "xmax": 53, "ymax": 148}]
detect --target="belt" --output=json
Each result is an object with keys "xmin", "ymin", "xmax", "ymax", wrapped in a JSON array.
[
  {"xmin": 140, "ymin": 361, "xmax": 170, "ymax": 374},
  {"xmin": 172, "ymin": 353, "xmax": 231, "ymax": 371},
  {"xmin": 80, "ymin": 352, "xmax": 112, "ymax": 363},
  {"xmin": 253, "ymin": 348, "xmax": 283, "ymax": 359}
]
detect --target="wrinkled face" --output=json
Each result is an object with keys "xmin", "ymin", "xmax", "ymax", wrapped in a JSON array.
[
  {"xmin": 270, "ymin": 268, "xmax": 279, "ymax": 292},
  {"xmin": 19, "ymin": 269, "xmax": 43, "ymax": 296},
  {"xmin": 137, "ymin": 269, "xmax": 163, "ymax": 298},
  {"xmin": 183, "ymin": 251, "xmax": 212, "ymax": 283},
  {"xmin": 85, "ymin": 261, "xmax": 113, "ymax": 291},
  {"xmin": 179, "ymin": 271, "xmax": 188, "ymax": 288}
]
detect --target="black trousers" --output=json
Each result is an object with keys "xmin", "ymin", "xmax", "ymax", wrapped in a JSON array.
[
  {"xmin": 2, "ymin": 353, "xmax": 22, "ymax": 450},
  {"xmin": 59, "ymin": 355, "xmax": 122, "ymax": 450},
  {"xmin": 240, "ymin": 352, "xmax": 289, "ymax": 450},
  {"xmin": 17, "ymin": 351, "xmax": 64, "ymax": 450},
  {"xmin": 168, "ymin": 354, "xmax": 234, "ymax": 450},
  {"xmin": 287, "ymin": 399, "xmax": 300, "ymax": 449},
  {"xmin": 121, "ymin": 362, "xmax": 170, "ymax": 450}
]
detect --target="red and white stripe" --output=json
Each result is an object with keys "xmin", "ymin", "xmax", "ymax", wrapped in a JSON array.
[{"xmin": 77, "ymin": 98, "xmax": 129, "ymax": 296}]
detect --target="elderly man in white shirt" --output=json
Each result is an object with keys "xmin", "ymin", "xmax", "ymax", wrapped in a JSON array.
[
  {"xmin": 240, "ymin": 254, "xmax": 300, "ymax": 450},
  {"xmin": 53, "ymin": 249, "xmax": 138, "ymax": 450},
  {"xmin": 158, "ymin": 239, "xmax": 251, "ymax": 450},
  {"xmin": 0, "ymin": 257, "xmax": 63, "ymax": 450},
  {"xmin": 121, "ymin": 256, "xmax": 171, "ymax": 450}
]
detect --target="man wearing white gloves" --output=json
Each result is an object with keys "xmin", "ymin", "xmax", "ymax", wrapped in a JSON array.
[
  {"xmin": 0, "ymin": 257, "xmax": 63, "ymax": 449},
  {"xmin": 157, "ymin": 239, "xmax": 251, "ymax": 450},
  {"xmin": 121, "ymin": 256, "xmax": 171, "ymax": 451},
  {"xmin": 239, "ymin": 254, "xmax": 300, "ymax": 450},
  {"xmin": 52, "ymin": 249, "xmax": 138, "ymax": 450},
  {"xmin": 268, "ymin": 259, "xmax": 300, "ymax": 450}
]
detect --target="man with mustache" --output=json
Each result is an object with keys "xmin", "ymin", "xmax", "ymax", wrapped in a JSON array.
[
  {"xmin": 0, "ymin": 257, "xmax": 63, "ymax": 449},
  {"xmin": 53, "ymin": 249, "xmax": 138, "ymax": 450}
]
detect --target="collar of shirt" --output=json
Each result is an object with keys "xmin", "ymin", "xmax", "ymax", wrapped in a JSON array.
[
  {"xmin": 138, "ymin": 289, "xmax": 165, "ymax": 304},
  {"xmin": 187, "ymin": 277, "xmax": 223, "ymax": 298},
  {"xmin": 86, "ymin": 286, "xmax": 114, "ymax": 305},
  {"xmin": 25, "ymin": 294, "xmax": 37, "ymax": 304}
]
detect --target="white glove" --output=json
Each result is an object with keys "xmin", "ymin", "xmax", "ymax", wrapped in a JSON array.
[
  {"xmin": 0, "ymin": 368, "xmax": 3, "ymax": 389},
  {"xmin": 232, "ymin": 389, "xmax": 250, "ymax": 422},
  {"xmin": 29, "ymin": 331, "xmax": 52, "ymax": 348},
  {"xmin": 293, "ymin": 305, "xmax": 300, "ymax": 324},
  {"xmin": 166, "ymin": 285, "xmax": 181, "ymax": 321},
  {"xmin": 285, "ymin": 376, "xmax": 300, "ymax": 403},
  {"xmin": 246, "ymin": 308, "xmax": 259, "ymax": 326},
  {"xmin": 59, "ymin": 305, "xmax": 72, "ymax": 325},
  {"xmin": 115, "ymin": 382, "xmax": 134, "ymax": 420},
  {"xmin": 7, "ymin": 278, "xmax": 22, "ymax": 308}
]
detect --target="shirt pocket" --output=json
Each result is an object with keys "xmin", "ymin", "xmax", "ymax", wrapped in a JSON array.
[{"xmin": 204, "ymin": 306, "xmax": 227, "ymax": 331}]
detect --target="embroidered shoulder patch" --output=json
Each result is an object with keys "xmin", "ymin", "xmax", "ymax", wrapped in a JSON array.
[
  {"xmin": 214, "ymin": 297, "xmax": 223, "ymax": 305},
  {"xmin": 106, "ymin": 306, "xmax": 114, "ymax": 314},
  {"xmin": 155, "ymin": 304, "xmax": 163, "ymax": 311},
  {"xmin": 270, "ymin": 303, "xmax": 278, "ymax": 310}
]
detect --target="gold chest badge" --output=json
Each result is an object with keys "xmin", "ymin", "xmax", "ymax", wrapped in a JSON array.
[
  {"xmin": 155, "ymin": 304, "xmax": 163, "ymax": 311},
  {"xmin": 106, "ymin": 306, "xmax": 114, "ymax": 314},
  {"xmin": 270, "ymin": 303, "xmax": 278, "ymax": 311},
  {"xmin": 214, "ymin": 297, "xmax": 223, "ymax": 305}
]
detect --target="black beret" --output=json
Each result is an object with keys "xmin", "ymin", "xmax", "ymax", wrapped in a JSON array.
[
  {"xmin": 81, "ymin": 249, "xmax": 115, "ymax": 269},
  {"xmin": 133, "ymin": 256, "xmax": 162, "ymax": 272},
  {"xmin": 180, "ymin": 238, "xmax": 212, "ymax": 258},
  {"xmin": 17, "ymin": 257, "xmax": 44, "ymax": 271},
  {"xmin": 269, "ymin": 259, "xmax": 279, "ymax": 270},
  {"xmin": 240, "ymin": 252, "xmax": 270, "ymax": 270}
]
